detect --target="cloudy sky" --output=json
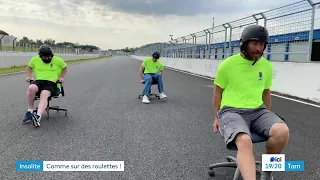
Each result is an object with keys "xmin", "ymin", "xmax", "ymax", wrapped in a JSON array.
[{"xmin": 0, "ymin": 0, "xmax": 310, "ymax": 49}]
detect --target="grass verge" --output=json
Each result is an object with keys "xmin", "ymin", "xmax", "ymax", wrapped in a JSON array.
[{"xmin": 0, "ymin": 55, "xmax": 111, "ymax": 75}]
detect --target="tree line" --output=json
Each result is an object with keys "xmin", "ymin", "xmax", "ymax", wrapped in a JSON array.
[
  {"xmin": 121, "ymin": 47, "xmax": 138, "ymax": 52},
  {"xmin": 0, "ymin": 30, "xmax": 100, "ymax": 52},
  {"xmin": 1, "ymin": 30, "xmax": 169, "ymax": 53}
]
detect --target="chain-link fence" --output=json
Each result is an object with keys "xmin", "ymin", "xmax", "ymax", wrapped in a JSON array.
[
  {"xmin": 135, "ymin": 0, "xmax": 320, "ymax": 62},
  {"xmin": 0, "ymin": 34, "xmax": 99, "ymax": 55}
]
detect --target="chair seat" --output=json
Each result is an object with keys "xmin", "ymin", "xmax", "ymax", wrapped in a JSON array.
[
  {"xmin": 251, "ymin": 132, "xmax": 268, "ymax": 143},
  {"xmin": 219, "ymin": 130, "xmax": 268, "ymax": 144},
  {"xmin": 151, "ymin": 77, "xmax": 158, "ymax": 85},
  {"xmin": 142, "ymin": 77, "xmax": 159, "ymax": 85},
  {"xmin": 34, "ymin": 88, "xmax": 61, "ymax": 100}
]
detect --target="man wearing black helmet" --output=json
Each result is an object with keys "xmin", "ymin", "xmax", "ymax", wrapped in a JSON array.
[
  {"xmin": 212, "ymin": 25, "xmax": 289, "ymax": 180},
  {"xmin": 23, "ymin": 44, "xmax": 67, "ymax": 127},
  {"xmin": 139, "ymin": 51, "xmax": 167, "ymax": 103}
]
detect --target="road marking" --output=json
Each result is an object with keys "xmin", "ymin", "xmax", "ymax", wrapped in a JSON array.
[{"xmin": 0, "ymin": 71, "xmax": 25, "ymax": 77}]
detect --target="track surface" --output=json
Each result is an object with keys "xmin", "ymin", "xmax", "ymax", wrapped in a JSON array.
[{"xmin": 0, "ymin": 56, "xmax": 319, "ymax": 180}]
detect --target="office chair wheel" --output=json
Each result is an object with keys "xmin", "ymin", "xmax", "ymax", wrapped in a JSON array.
[
  {"xmin": 226, "ymin": 156, "xmax": 237, "ymax": 162},
  {"xmin": 208, "ymin": 169, "xmax": 215, "ymax": 177}
]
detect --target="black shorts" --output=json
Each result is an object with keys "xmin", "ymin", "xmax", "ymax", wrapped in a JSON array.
[{"xmin": 31, "ymin": 80, "xmax": 57, "ymax": 96}]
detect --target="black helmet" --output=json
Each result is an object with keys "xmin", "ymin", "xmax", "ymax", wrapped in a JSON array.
[
  {"xmin": 152, "ymin": 51, "xmax": 160, "ymax": 59},
  {"xmin": 240, "ymin": 25, "xmax": 269, "ymax": 56},
  {"xmin": 39, "ymin": 44, "xmax": 53, "ymax": 57}
]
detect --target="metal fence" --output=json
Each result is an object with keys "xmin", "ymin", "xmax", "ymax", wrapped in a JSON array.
[
  {"xmin": 0, "ymin": 35, "xmax": 99, "ymax": 55},
  {"xmin": 135, "ymin": 0, "xmax": 320, "ymax": 62}
]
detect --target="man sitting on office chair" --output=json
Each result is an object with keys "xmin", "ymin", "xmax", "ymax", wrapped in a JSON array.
[
  {"xmin": 212, "ymin": 25, "xmax": 289, "ymax": 180},
  {"xmin": 139, "ymin": 51, "xmax": 167, "ymax": 103},
  {"xmin": 23, "ymin": 44, "xmax": 67, "ymax": 127}
]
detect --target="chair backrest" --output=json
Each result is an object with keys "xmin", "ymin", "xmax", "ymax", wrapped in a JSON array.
[{"xmin": 219, "ymin": 130, "xmax": 268, "ymax": 144}]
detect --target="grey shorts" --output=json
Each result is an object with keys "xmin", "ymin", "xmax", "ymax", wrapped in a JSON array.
[{"xmin": 218, "ymin": 104, "xmax": 286, "ymax": 150}]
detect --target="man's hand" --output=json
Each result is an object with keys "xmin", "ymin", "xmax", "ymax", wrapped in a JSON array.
[
  {"xmin": 213, "ymin": 118, "xmax": 220, "ymax": 133},
  {"xmin": 25, "ymin": 76, "xmax": 32, "ymax": 83},
  {"xmin": 58, "ymin": 77, "xmax": 64, "ymax": 83}
]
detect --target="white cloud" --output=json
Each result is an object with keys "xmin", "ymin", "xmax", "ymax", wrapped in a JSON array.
[{"xmin": 0, "ymin": 0, "xmax": 306, "ymax": 49}]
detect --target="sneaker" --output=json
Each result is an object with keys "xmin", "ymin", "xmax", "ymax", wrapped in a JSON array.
[
  {"xmin": 260, "ymin": 171, "xmax": 273, "ymax": 180},
  {"xmin": 23, "ymin": 111, "xmax": 32, "ymax": 123},
  {"xmin": 142, "ymin": 95, "xmax": 150, "ymax": 104},
  {"xmin": 31, "ymin": 114, "xmax": 41, "ymax": 127},
  {"xmin": 159, "ymin": 92, "xmax": 167, "ymax": 99}
]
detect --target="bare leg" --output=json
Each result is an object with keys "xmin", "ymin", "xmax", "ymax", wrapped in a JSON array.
[
  {"xmin": 36, "ymin": 90, "xmax": 51, "ymax": 117},
  {"xmin": 260, "ymin": 123, "xmax": 289, "ymax": 180},
  {"xmin": 266, "ymin": 123, "xmax": 289, "ymax": 154},
  {"xmin": 27, "ymin": 84, "xmax": 38, "ymax": 109},
  {"xmin": 235, "ymin": 133, "xmax": 256, "ymax": 180}
]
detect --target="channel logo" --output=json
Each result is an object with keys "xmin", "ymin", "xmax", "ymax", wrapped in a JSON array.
[
  {"xmin": 262, "ymin": 154, "xmax": 285, "ymax": 171},
  {"xmin": 270, "ymin": 156, "xmax": 282, "ymax": 162}
]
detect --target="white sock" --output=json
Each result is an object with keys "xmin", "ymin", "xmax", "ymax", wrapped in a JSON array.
[{"xmin": 28, "ymin": 109, "xmax": 33, "ymax": 112}]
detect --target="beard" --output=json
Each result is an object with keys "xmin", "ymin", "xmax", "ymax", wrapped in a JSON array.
[
  {"xmin": 247, "ymin": 52, "xmax": 263, "ymax": 61},
  {"xmin": 41, "ymin": 58, "xmax": 52, "ymax": 63}
]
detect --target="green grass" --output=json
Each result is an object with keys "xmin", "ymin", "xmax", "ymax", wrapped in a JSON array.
[{"xmin": 0, "ymin": 55, "xmax": 111, "ymax": 75}]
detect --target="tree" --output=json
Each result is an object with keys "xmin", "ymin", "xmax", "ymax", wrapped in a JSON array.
[
  {"xmin": 122, "ymin": 47, "xmax": 130, "ymax": 52},
  {"xmin": 36, "ymin": 39, "xmax": 43, "ymax": 45},
  {"xmin": 43, "ymin": 38, "xmax": 55, "ymax": 45},
  {"xmin": 73, "ymin": 43, "xmax": 80, "ymax": 48},
  {"xmin": 0, "ymin": 30, "xmax": 9, "ymax": 35}
]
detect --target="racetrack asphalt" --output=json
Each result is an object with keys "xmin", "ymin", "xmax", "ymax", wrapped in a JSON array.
[{"xmin": 0, "ymin": 56, "xmax": 319, "ymax": 180}]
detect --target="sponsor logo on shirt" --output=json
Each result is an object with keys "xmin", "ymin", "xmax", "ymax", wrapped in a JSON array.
[{"xmin": 259, "ymin": 72, "xmax": 263, "ymax": 81}]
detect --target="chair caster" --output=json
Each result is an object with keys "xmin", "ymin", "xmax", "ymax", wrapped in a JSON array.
[
  {"xmin": 226, "ymin": 156, "xmax": 237, "ymax": 162},
  {"xmin": 208, "ymin": 169, "xmax": 215, "ymax": 177}
]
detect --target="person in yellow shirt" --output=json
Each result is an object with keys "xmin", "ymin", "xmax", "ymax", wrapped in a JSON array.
[
  {"xmin": 212, "ymin": 25, "xmax": 289, "ymax": 180},
  {"xmin": 23, "ymin": 44, "xmax": 67, "ymax": 127},
  {"xmin": 139, "ymin": 51, "xmax": 167, "ymax": 103}
]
